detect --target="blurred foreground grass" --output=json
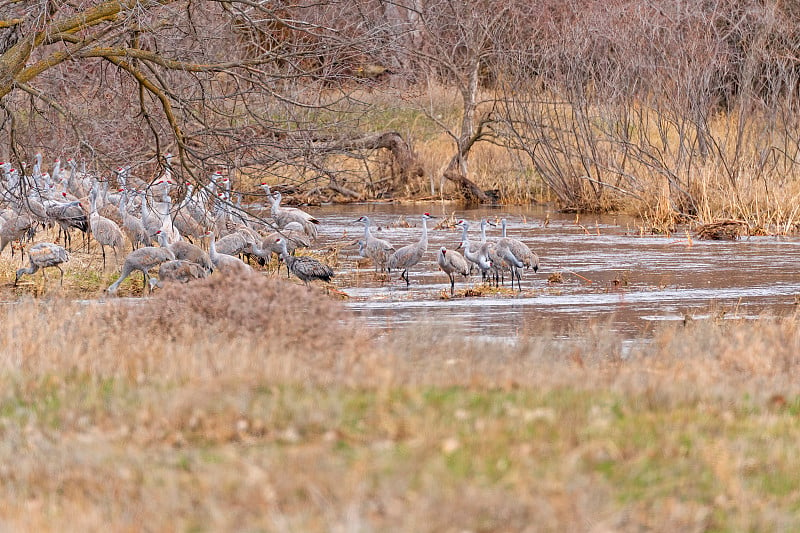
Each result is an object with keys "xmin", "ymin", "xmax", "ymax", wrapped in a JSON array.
[{"xmin": 0, "ymin": 274, "xmax": 798, "ymax": 531}]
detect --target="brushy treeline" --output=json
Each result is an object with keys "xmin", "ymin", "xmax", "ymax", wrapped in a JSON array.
[
  {"xmin": 488, "ymin": 0, "xmax": 800, "ymax": 229},
  {"xmin": 4, "ymin": 1, "xmax": 800, "ymax": 230}
]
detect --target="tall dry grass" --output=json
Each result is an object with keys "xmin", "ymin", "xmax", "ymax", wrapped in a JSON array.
[
  {"xmin": 346, "ymin": 84, "xmax": 800, "ymax": 234},
  {"xmin": 1, "ymin": 278, "xmax": 800, "ymax": 530}
]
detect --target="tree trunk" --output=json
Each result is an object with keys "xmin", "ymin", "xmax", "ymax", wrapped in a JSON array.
[
  {"xmin": 442, "ymin": 158, "xmax": 490, "ymax": 203},
  {"xmin": 439, "ymin": 59, "xmax": 490, "ymax": 203}
]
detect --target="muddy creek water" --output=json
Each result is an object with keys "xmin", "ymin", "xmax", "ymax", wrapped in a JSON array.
[{"xmin": 310, "ymin": 202, "xmax": 800, "ymax": 340}]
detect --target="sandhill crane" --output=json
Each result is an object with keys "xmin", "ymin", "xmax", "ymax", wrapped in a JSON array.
[
  {"xmin": 14, "ymin": 242, "xmax": 70, "ymax": 286},
  {"xmin": 89, "ymin": 187, "xmax": 124, "ymax": 269},
  {"xmin": 118, "ymin": 189, "xmax": 149, "ymax": 250},
  {"xmin": 156, "ymin": 230, "xmax": 213, "ymax": 274},
  {"xmin": 355, "ymin": 215, "xmax": 395, "ymax": 272},
  {"xmin": 22, "ymin": 190, "xmax": 50, "ymax": 226},
  {"xmin": 487, "ymin": 219, "xmax": 539, "ymax": 291},
  {"xmin": 207, "ymin": 231, "xmax": 252, "ymax": 274},
  {"xmin": 494, "ymin": 218, "xmax": 539, "ymax": 272},
  {"xmin": 455, "ymin": 220, "xmax": 492, "ymax": 282},
  {"xmin": 139, "ymin": 191, "xmax": 161, "ymax": 243},
  {"xmin": 183, "ymin": 180, "xmax": 215, "ymax": 228},
  {"xmin": 107, "ymin": 242, "xmax": 176, "ymax": 295},
  {"xmin": 172, "ymin": 184, "xmax": 206, "ymax": 243},
  {"xmin": 437, "ymin": 246, "xmax": 470, "ymax": 295},
  {"xmin": 148, "ymin": 259, "xmax": 210, "ymax": 290},
  {"xmin": 262, "ymin": 185, "xmax": 319, "ymax": 239},
  {"xmin": 264, "ymin": 225, "xmax": 311, "ymax": 255},
  {"xmin": 387, "ymin": 213, "xmax": 434, "ymax": 286},
  {"xmin": 274, "ymin": 237, "xmax": 334, "ymax": 286},
  {"xmin": 213, "ymin": 230, "xmax": 253, "ymax": 257},
  {"xmin": 254, "ymin": 226, "xmax": 312, "ymax": 275},
  {"xmin": 491, "ymin": 239, "xmax": 525, "ymax": 291},
  {"xmin": 46, "ymin": 193, "xmax": 88, "ymax": 250},
  {"xmin": 0, "ymin": 211, "xmax": 35, "ymax": 258},
  {"xmin": 478, "ymin": 218, "xmax": 507, "ymax": 285},
  {"xmin": 65, "ymin": 159, "xmax": 92, "ymax": 198}
]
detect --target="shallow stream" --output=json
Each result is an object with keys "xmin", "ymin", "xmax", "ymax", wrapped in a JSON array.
[{"xmin": 311, "ymin": 203, "xmax": 800, "ymax": 340}]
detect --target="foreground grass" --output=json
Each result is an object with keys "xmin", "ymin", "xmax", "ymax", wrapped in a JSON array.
[{"xmin": 1, "ymin": 275, "xmax": 799, "ymax": 531}]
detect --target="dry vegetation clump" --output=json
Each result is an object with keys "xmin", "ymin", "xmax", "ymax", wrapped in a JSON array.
[
  {"xmin": 695, "ymin": 220, "xmax": 748, "ymax": 240},
  {"xmin": 3, "ymin": 295, "xmax": 800, "ymax": 530},
  {"xmin": 0, "ymin": 275, "xmax": 369, "ymax": 384},
  {"xmin": 140, "ymin": 273, "xmax": 349, "ymax": 345}
]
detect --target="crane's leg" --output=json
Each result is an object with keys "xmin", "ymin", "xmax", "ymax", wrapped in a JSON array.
[
  {"xmin": 450, "ymin": 273, "xmax": 455, "ymax": 296},
  {"xmin": 403, "ymin": 269, "xmax": 409, "ymax": 286},
  {"xmin": 57, "ymin": 265, "xmax": 64, "ymax": 286}
]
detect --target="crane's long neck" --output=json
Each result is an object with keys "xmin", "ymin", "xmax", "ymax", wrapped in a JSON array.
[
  {"xmin": 140, "ymin": 194, "xmax": 150, "ymax": 224},
  {"xmin": 501, "ymin": 220, "xmax": 508, "ymax": 238},
  {"xmin": 18, "ymin": 263, "xmax": 37, "ymax": 277},
  {"xmin": 51, "ymin": 160, "xmax": 60, "ymax": 182},
  {"xmin": 419, "ymin": 217, "xmax": 429, "ymax": 248},
  {"xmin": 480, "ymin": 220, "xmax": 488, "ymax": 242},
  {"xmin": 209, "ymin": 174, "xmax": 218, "ymax": 197},
  {"xmin": 119, "ymin": 191, "xmax": 127, "ymax": 217},
  {"xmin": 460, "ymin": 224, "xmax": 469, "ymax": 245},
  {"xmin": 89, "ymin": 192, "xmax": 98, "ymax": 216},
  {"xmin": 209, "ymin": 233, "xmax": 218, "ymax": 259},
  {"xmin": 362, "ymin": 221, "xmax": 371, "ymax": 241},
  {"xmin": 279, "ymin": 243, "xmax": 293, "ymax": 266}
]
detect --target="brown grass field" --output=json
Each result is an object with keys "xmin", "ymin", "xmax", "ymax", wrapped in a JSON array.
[{"xmin": 0, "ymin": 270, "xmax": 799, "ymax": 531}]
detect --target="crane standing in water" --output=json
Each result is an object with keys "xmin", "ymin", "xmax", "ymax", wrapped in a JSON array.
[
  {"xmin": 354, "ymin": 215, "xmax": 395, "ymax": 272},
  {"xmin": 492, "ymin": 219, "xmax": 539, "ymax": 272},
  {"xmin": 491, "ymin": 218, "xmax": 539, "ymax": 291},
  {"xmin": 455, "ymin": 220, "xmax": 492, "ymax": 282},
  {"xmin": 437, "ymin": 246, "xmax": 470, "ymax": 296},
  {"xmin": 387, "ymin": 213, "xmax": 434, "ymax": 287}
]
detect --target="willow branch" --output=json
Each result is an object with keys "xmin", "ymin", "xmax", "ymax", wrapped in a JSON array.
[
  {"xmin": 77, "ymin": 47, "xmax": 273, "ymax": 71},
  {"xmin": 14, "ymin": 81, "xmax": 85, "ymax": 143},
  {"xmin": 103, "ymin": 55, "xmax": 187, "ymax": 154}
]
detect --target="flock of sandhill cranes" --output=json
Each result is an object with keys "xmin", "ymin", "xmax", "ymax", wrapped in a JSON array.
[
  {"xmin": 359, "ymin": 214, "xmax": 540, "ymax": 295},
  {"xmin": 0, "ymin": 154, "xmax": 540, "ymax": 295}
]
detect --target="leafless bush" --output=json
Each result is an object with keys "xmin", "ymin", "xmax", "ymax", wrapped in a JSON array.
[{"xmin": 494, "ymin": 0, "xmax": 800, "ymax": 221}]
